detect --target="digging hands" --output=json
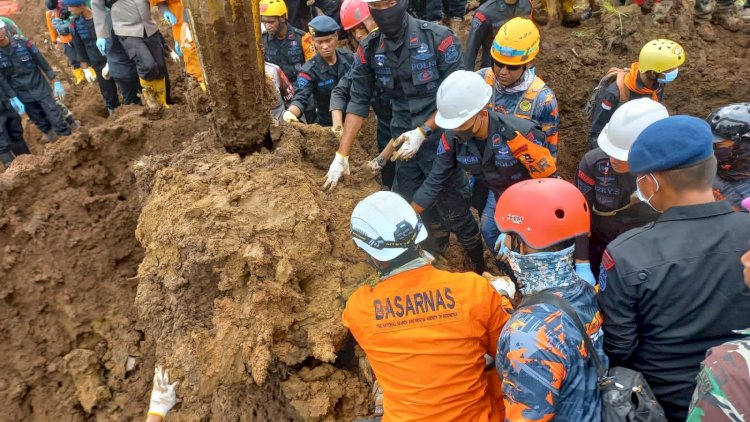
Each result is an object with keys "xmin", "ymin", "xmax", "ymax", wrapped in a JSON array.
[
  {"xmin": 102, "ymin": 63, "xmax": 110, "ymax": 80},
  {"xmin": 331, "ymin": 124, "xmax": 343, "ymax": 139},
  {"xmin": 391, "ymin": 127, "xmax": 426, "ymax": 161},
  {"xmin": 148, "ymin": 366, "xmax": 180, "ymax": 418},
  {"xmin": 282, "ymin": 110, "xmax": 300, "ymax": 123},
  {"xmin": 575, "ymin": 262, "xmax": 596, "ymax": 286},
  {"xmin": 482, "ymin": 272, "xmax": 516, "ymax": 299},
  {"xmin": 323, "ymin": 152, "xmax": 349, "ymax": 191},
  {"xmin": 10, "ymin": 97, "xmax": 24, "ymax": 115},
  {"xmin": 53, "ymin": 81, "xmax": 65, "ymax": 102},
  {"xmin": 84, "ymin": 67, "xmax": 97, "ymax": 84}
]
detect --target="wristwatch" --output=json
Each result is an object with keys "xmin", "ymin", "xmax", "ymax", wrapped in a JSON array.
[
  {"xmin": 374, "ymin": 156, "xmax": 385, "ymax": 169},
  {"xmin": 419, "ymin": 124, "xmax": 433, "ymax": 137}
]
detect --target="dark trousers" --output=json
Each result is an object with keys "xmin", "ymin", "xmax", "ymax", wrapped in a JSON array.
[
  {"xmin": 23, "ymin": 94, "xmax": 71, "ymax": 135},
  {"xmin": 392, "ymin": 132, "xmax": 485, "ymax": 273},
  {"xmin": 118, "ymin": 31, "xmax": 168, "ymax": 81},
  {"xmin": 422, "ymin": 0, "xmax": 466, "ymax": 20},
  {"xmin": 92, "ymin": 64, "xmax": 121, "ymax": 110},
  {"xmin": 63, "ymin": 43, "xmax": 80, "ymax": 68},
  {"xmin": 114, "ymin": 76, "xmax": 141, "ymax": 105},
  {"xmin": 0, "ymin": 108, "xmax": 29, "ymax": 164}
]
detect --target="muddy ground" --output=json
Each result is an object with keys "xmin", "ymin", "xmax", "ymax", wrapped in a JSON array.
[{"xmin": 1, "ymin": 2, "xmax": 749, "ymax": 421}]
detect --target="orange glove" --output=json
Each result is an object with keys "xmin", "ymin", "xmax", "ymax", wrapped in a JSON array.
[{"xmin": 506, "ymin": 131, "xmax": 557, "ymax": 178}]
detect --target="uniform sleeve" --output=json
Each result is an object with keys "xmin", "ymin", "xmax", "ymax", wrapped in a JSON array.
[
  {"xmin": 597, "ymin": 250, "xmax": 639, "ymax": 365},
  {"xmin": 588, "ymin": 86, "xmax": 619, "ymax": 145},
  {"xmin": 463, "ymin": 12, "xmax": 489, "ymax": 71},
  {"xmin": 46, "ymin": 12, "xmax": 59, "ymax": 42},
  {"xmin": 574, "ymin": 154, "xmax": 596, "ymax": 261},
  {"xmin": 346, "ymin": 45, "xmax": 374, "ymax": 119},
  {"xmin": 330, "ymin": 69, "xmax": 352, "ymax": 112},
  {"xmin": 290, "ymin": 67, "xmax": 314, "ymax": 112},
  {"xmin": 28, "ymin": 40, "xmax": 56, "ymax": 80},
  {"xmin": 436, "ymin": 32, "xmax": 464, "ymax": 78},
  {"xmin": 0, "ymin": 75, "xmax": 16, "ymax": 99},
  {"xmin": 412, "ymin": 133, "xmax": 459, "ymax": 209},
  {"xmin": 500, "ymin": 315, "xmax": 567, "ymax": 422},
  {"xmin": 533, "ymin": 87, "xmax": 559, "ymax": 157},
  {"xmin": 302, "ymin": 33, "xmax": 316, "ymax": 61},
  {"xmin": 91, "ymin": 0, "xmax": 111, "ymax": 39}
]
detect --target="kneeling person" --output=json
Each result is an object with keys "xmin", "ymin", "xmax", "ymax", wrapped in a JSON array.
[{"xmin": 343, "ymin": 191, "xmax": 514, "ymax": 421}]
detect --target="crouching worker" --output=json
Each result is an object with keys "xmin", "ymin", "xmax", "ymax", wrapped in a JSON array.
[
  {"xmin": 495, "ymin": 178, "xmax": 608, "ymax": 421},
  {"xmin": 343, "ymin": 191, "xmax": 515, "ymax": 421}
]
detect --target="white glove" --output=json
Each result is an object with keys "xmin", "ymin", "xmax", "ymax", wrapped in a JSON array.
[
  {"xmin": 483, "ymin": 272, "xmax": 516, "ymax": 299},
  {"xmin": 283, "ymin": 110, "xmax": 299, "ymax": 123},
  {"xmin": 391, "ymin": 127, "xmax": 426, "ymax": 161},
  {"xmin": 169, "ymin": 50, "xmax": 181, "ymax": 63},
  {"xmin": 493, "ymin": 233, "xmax": 510, "ymax": 263},
  {"xmin": 366, "ymin": 156, "xmax": 384, "ymax": 174},
  {"xmin": 323, "ymin": 152, "xmax": 349, "ymax": 191},
  {"xmin": 84, "ymin": 67, "xmax": 97, "ymax": 84},
  {"xmin": 102, "ymin": 63, "xmax": 110, "ymax": 80},
  {"xmin": 148, "ymin": 366, "xmax": 180, "ymax": 417},
  {"xmin": 331, "ymin": 124, "xmax": 343, "ymax": 138}
]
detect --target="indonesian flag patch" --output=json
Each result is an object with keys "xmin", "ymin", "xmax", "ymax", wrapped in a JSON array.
[{"xmin": 601, "ymin": 99, "xmax": 613, "ymax": 111}]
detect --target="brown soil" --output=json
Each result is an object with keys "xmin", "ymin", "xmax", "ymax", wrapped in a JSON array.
[{"xmin": 1, "ymin": 2, "xmax": 749, "ymax": 421}]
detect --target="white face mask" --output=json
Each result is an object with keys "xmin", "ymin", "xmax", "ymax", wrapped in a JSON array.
[{"xmin": 635, "ymin": 173, "xmax": 661, "ymax": 212}]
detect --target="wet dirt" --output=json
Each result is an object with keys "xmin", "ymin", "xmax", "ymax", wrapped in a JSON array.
[{"xmin": 1, "ymin": 1, "xmax": 750, "ymax": 421}]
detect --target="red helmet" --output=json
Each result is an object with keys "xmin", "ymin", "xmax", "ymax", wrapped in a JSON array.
[
  {"xmin": 340, "ymin": 0, "xmax": 370, "ymax": 30},
  {"xmin": 494, "ymin": 178, "xmax": 590, "ymax": 250}
]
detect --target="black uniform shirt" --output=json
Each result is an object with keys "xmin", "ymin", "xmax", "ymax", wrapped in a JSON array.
[{"xmin": 290, "ymin": 48, "xmax": 353, "ymax": 126}]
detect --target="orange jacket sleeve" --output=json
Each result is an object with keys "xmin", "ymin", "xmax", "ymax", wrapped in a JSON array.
[
  {"xmin": 46, "ymin": 11, "xmax": 58, "ymax": 43},
  {"xmin": 301, "ymin": 33, "xmax": 315, "ymax": 61}
]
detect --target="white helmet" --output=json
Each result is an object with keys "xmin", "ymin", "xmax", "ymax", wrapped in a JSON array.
[
  {"xmin": 435, "ymin": 70, "xmax": 492, "ymax": 130},
  {"xmin": 598, "ymin": 98, "xmax": 669, "ymax": 161},
  {"xmin": 350, "ymin": 191, "xmax": 428, "ymax": 262}
]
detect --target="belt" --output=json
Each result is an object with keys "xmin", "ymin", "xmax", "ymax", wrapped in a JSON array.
[{"xmin": 592, "ymin": 193, "xmax": 641, "ymax": 217}]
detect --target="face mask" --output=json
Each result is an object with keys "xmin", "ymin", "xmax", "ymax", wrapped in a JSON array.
[
  {"xmin": 369, "ymin": 0, "xmax": 408, "ymax": 41},
  {"xmin": 635, "ymin": 173, "xmax": 661, "ymax": 212},
  {"xmin": 657, "ymin": 68, "xmax": 678, "ymax": 84},
  {"xmin": 506, "ymin": 244, "xmax": 577, "ymax": 296}
]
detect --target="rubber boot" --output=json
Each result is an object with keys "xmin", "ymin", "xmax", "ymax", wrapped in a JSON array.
[
  {"xmin": 71, "ymin": 67, "xmax": 85, "ymax": 85},
  {"xmin": 713, "ymin": 9, "xmax": 741, "ymax": 31},
  {"xmin": 152, "ymin": 77, "xmax": 170, "ymax": 109},
  {"xmin": 139, "ymin": 78, "xmax": 161, "ymax": 111},
  {"xmin": 0, "ymin": 151, "xmax": 13, "ymax": 166}
]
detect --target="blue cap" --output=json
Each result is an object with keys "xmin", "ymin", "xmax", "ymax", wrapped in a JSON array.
[
  {"xmin": 63, "ymin": 0, "xmax": 87, "ymax": 6},
  {"xmin": 629, "ymin": 115, "xmax": 714, "ymax": 174},
  {"xmin": 308, "ymin": 16, "xmax": 340, "ymax": 37}
]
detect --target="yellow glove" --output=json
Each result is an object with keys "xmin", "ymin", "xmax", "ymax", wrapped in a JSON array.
[{"xmin": 506, "ymin": 131, "xmax": 557, "ymax": 178}]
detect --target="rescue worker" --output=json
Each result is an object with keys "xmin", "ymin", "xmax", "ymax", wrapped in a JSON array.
[
  {"xmin": 330, "ymin": 0, "xmax": 394, "ymax": 188},
  {"xmin": 102, "ymin": 33, "xmax": 142, "ymax": 106},
  {"xmin": 283, "ymin": 16, "xmax": 354, "ymax": 127},
  {"xmin": 598, "ymin": 115, "xmax": 750, "ymax": 421},
  {"xmin": 260, "ymin": 0, "xmax": 316, "ymax": 123},
  {"xmin": 343, "ymin": 190, "xmax": 515, "ymax": 421},
  {"xmin": 66, "ymin": 0, "xmax": 122, "ymax": 116},
  {"xmin": 495, "ymin": 178, "xmax": 607, "ymax": 421},
  {"xmin": 471, "ymin": 17, "xmax": 559, "ymax": 265},
  {"xmin": 0, "ymin": 20, "xmax": 70, "ymax": 143},
  {"xmin": 707, "ymin": 103, "xmax": 750, "ymax": 210},
  {"xmin": 575, "ymin": 98, "xmax": 666, "ymax": 281},
  {"xmin": 92, "ymin": 0, "xmax": 170, "ymax": 109},
  {"xmin": 588, "ymin": 39, "xmax": 685, "ymax": 147},
  {"xmin": 266, "ymin": 61, "xmax": 295, "ymax": 122},
  {"xmin": 463, "ymin": 0, "xmax": 532, "ymax": 71},
  {"xmin": 408, "ymin": 70, "xmax": 552, "ymax": 273},
  {"xmin": 45, "ymin": 0, "xmax": 92, "ymax": 85},
  {"xmin": 175, "ymin": 10, "xmax": 204, "ymax": 89},
  {"xmin": 0, "ymin": 76, "xmax": 30, "ymax": 168},
  {"xmin": 325, "ymin": 0, "xmax": 486, "ymax": 274}
]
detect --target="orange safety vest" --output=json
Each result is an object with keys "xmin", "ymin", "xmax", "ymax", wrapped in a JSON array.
[
  {"xmin": 482, "ymin": 68, "xmax": 548, "ymax": 120},
  {"xmin": 343, "ymin": 265, "xmax": 512, "ymax": 422}
]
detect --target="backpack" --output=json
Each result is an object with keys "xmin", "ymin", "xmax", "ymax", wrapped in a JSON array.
[
  {"xmin": 520, "ymin": 292, "xmax": 667, "ymax": 422},
  {"xmin": 584, "ymin": 68, "xmax": 630, "ymax": 120}
]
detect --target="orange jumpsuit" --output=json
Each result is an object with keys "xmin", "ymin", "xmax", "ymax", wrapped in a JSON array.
[
  {"xmin": 150, "ymin": 0, "xmax": 203, "ymax": 83},
  {"xmin": 343, "ymin": 265, "xmax": 513, "ymax": 422},
  {"xmin": 45, "ymin": 10, "xmax": 73, "ymax": 44}
]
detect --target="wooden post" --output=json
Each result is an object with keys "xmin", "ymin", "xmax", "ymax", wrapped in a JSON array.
[{"xmin": 185, "ymin": 0, "xmax": 270, "ymax": 151}]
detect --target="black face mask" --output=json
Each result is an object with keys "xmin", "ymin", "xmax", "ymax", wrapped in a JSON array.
[
  {"xmin": 369, "ymin": 0, "xmax": 409, "ymax": 41},
  {"xmin": 453, "ymin": 128, "xmax": 475, "ymax": 143}
]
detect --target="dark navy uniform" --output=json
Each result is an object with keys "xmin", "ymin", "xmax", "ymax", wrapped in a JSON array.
[
  {"xmin": 575, "ymin": 148, "xmax": 658, "ymax": 277},
  {"xmin": 330, "ymin": 68, "xmax": 394, "ymax": 188},
  {"xmin": 588, "ymin": 77, "xmax": 665, "ymax": 148},
  {"xmin": 598, "ymin": 201, "xmax": 750, "ymax": 421},
  {"xmin": 463, "ymin": 0, "xmax": 532, "ymax": 70},
  {"xmin": 70, "ymin": 15, "xmax": 120, "ymax": 111},
  {"xmin": 106, "ymin": 34, "xmax": 140, "ymax": 105},
  {"xmin": 346, "ymin": 18, "xmax": 485, "ymax": 273},
  {"xmin": 0, "ymin": 76, "xmax": 29, "ymax": 166},
  {"xmin": 0, "ymin": 35, "xmax": 70, "ymax": 136},
  {"xmin": 290, "ymin": 48, "xmax": 353, "ymax": 126}
]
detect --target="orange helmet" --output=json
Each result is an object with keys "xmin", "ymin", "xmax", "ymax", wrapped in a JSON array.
[
  {"xmin": 340, "ymin": 0, "xmax": 370, "ymax": 30},
  {"xmin": 494, "ymin": 178, "xmax": 590, "ymax": 250}
]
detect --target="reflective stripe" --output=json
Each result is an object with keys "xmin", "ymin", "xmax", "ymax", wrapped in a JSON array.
[{"xmin": 491, "ymin": 40, "xmax": 539, "ymax": 58}]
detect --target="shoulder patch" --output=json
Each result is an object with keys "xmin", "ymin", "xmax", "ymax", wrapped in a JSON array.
[
  {"xmin": 601, "ymin": 250, "xmax": 615, "ymax": 271},
  {"xmin": 437, "ymin": 36, "xmax": 454, "ymax": 53},
  {"xmin": 474, "ymin": 11, "xmax": 487, "ymax": 22},
  {"xmin": 577, "ymin": 169, "xmax": 595, "ymax": 186},
  {"xmin": 601, "ymin": 99, "xmax": 612, "ymax": 111},
  {"xmin": 356, "ymin": 45, "xmax": 367, "ymax": 65}
]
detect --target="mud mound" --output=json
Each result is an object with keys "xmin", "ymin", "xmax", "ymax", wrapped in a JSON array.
[
  {"xmin": 0, "ymin": 105, "xmax": 208, "ymax": 420},
  {"xmin": 132, "ymin": 123, "xmax": 377, "ymax": 420}
]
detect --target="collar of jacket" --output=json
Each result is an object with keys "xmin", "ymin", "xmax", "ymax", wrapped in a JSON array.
[{"xmin": 656, "ymin": 200, "xmax": 735, "ymax": 223}]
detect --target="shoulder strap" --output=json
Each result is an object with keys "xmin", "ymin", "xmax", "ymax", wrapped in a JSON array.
[{"xmin": 520, "ymin": 292, "xmax": 606, "ymax": 378}]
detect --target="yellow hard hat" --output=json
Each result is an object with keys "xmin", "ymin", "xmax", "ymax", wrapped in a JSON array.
[
  {"xmin": 260, "ymin": 0, "xmax": 288, "ymax": 17},
  {"xmin": 638, "ymin": 39, "xmax": 685, "ymax": 73},
  {"xmin": 490, "ymin": 17, "xmax": 540, "ymax": 65}
]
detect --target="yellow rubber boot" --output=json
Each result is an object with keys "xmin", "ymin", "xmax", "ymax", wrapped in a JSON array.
[
  {"xmin": 72, "ymin": 67, "xmax": 85, "ymax": 85},
  {"xmin": 139, "ymin": 78, "xmax": 161, "ymax": 111},
  {"xmin": 152, "ymin": 78, "xmax": 169, "ymax": 109}
]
